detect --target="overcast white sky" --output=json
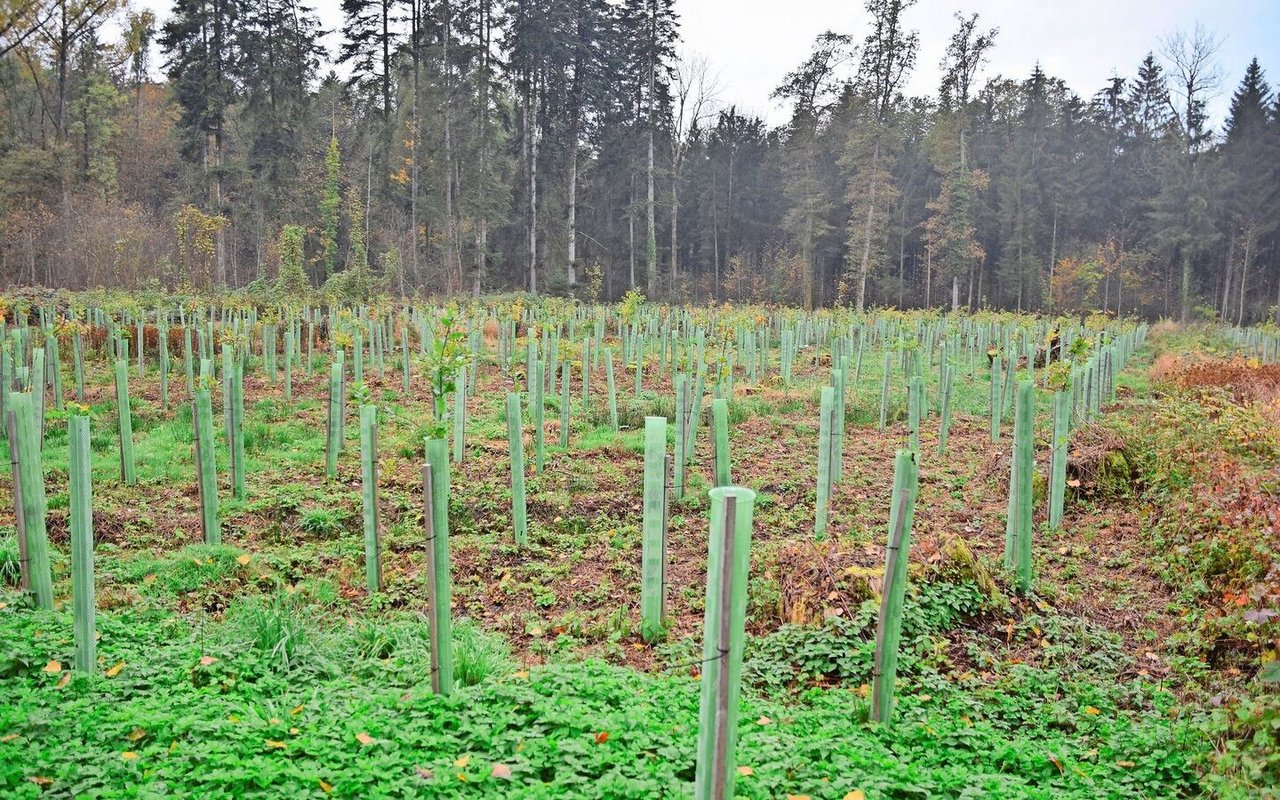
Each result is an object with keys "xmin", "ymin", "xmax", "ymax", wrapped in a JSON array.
[
  {"xmin": 675, "ymin": 0, "xmax": 1280, "ymax": 126},
  {"xmin": 141, "ymin": 0, "xmax": 1280, "ymax": 130}
]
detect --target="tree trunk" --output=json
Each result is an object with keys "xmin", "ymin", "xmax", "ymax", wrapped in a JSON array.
[
  {"xmin": 213, "ymin": 130, "xmax": 227, "ymax": 287},
  {"xmin": 1179, "ymin": 250, "xmax": 1192, "ymax": 323},
  {"xmin": 473, "ymin": 0, "xmax": 491, "ymax": 297},
  {"xmin": 645, "ymin": 11, "xmax": 658, "ymax": 297},
  {"xmin": 442, "ymin": 0, "xmax": 460, "ymax": 292},
  {"xmin": 409, "ymin": 0, "xmax": 420, "ymax": 291},
  {"xmin": 567, "ymin": 120, "xmax": 579, "ymax": 288},
  {"xmin": 670, "ymin": 174, "xmax": 679, "ymax": 295},
  {"xmin": 1238, "ymin": 234, "xmax": 1252, "ymax": 326},
  {"xmin": 526, "ymin": 78, "xmax": 539, "ymax": 293},
  {"xmin": 381, "ymin": 0, "xmax": 391, "ymax": 116},
  {"xmin": 646, "ymin": 119, "xmax": 657, "ymax": 296},
  {"xmin": 855, "ymin": 138, "xmax": 881, "ymax": 313},
  {"xmin": 628, "ymin": 174, "xmax": 636, "ymax": 289},
  {"xmin": 897, "ymin": 199, "xmax": 905, "ymax": 308},
  {"xmin": 1047, "ymin": 207, "xmax": 1058, "ymax": 311},
  {"xmin": 1220, "ymin": 234, "xmax": 1236, "ymax": 322}
]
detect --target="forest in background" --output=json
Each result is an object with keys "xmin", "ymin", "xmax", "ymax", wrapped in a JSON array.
[{"xmin": 0, "ymin": 0, "xmax": 1277, "ymax": 322}]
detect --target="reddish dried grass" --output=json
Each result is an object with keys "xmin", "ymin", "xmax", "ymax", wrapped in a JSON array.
[{"xmin": 1156, "ymin": 355, "xmax": 1280, "ymax": 425}]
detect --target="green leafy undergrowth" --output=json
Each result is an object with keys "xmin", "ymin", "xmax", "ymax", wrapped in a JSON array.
[
  {"xmin": 0, "ymin": 600, "xmax": 1207, "ymax": 799},
  {"xmin": 743, "ymin": 580, "xmax": 992, "ymax": 694}
]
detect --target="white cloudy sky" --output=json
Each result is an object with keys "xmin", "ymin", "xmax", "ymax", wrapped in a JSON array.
[
  {"xmin": 137, "ymin": 0, "xmax": 1280, "ymax": 129},
  {"xmin": 675, "ymin": 0, "xmax": 1280, "ymax": 126}
]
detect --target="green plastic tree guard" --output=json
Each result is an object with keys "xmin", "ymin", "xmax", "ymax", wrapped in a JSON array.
[
  {"xmin": 10, "ymin": 393, "xmax": 53, "ymax": 608},
  {"xmin": 1014, "ymin": 379, "xmax": 1036, "ymax": 592},
  {"xmin": 937, "ymin": 365, "xmax": 954, "ymax": 456},
  {"xmin": 870, "ymin": 449, "xmax": 920, "ymax": 724},
  {"xmin": 232, "ymin": 353, "xmax": 246, "ymax": 499},
  {"xmin": 693, "ymin": 486, "xmax": 756, "ymax": 800},
  {"xmin": 533, "ymin": 360, "xmax": 546, "ymax": 473},
  {"xmin": 114, "ymin": 358, "xmax": 136, "ymax": 485},
  {"xmin": 816, "ymin": 386, "xmax": 835, "ymax": 539},
  {"xmin": 360, "ymin": 404, "xmax": 382, "ymax": 592},
  {"xmin": 641, "ymin": 416, "xmax": 668, "ymax": 641},
  {"xmin": 605, "ymin": 348, "xmax": 619, "ymax": 433},
  {"xmin": 559, "ymin": 361, "xmax": 571, "ymax": 447},
  {"xmin": 907, "ymin": 375, "xmax": 923, "ymax": 451},
  {"xmin": 1048, "ymin": 389, "xmax": 1070, "ymax": 529},
  {"xmin": 453, "ymin": 366, "xmax": 466, "ymax": 464},
  {"xmin": 69, "ymin": 414, "xmax": 95, "ymax": 672},
  {"xmin": 423, "ymin": 438, "xmax": 454, "ymax": 694},
  {"xmin": 325, "ymin": 360, "xmax": 343, "ymax": 478},
  {"xmin": 711, "ymin": 398, "xmax": 730, "ymax": 487},
  {"xmin": 506, "ymin": 392, "xmax": 528, "ymax": 547},
  {"xmin": 193, "ymin": 387, "xmax": 220, "ymax": 544}
]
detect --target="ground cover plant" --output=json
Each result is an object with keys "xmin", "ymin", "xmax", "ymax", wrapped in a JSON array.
[{"xmin": 1, "ymin": 289, "xmax": 1278, "ymax": 798}]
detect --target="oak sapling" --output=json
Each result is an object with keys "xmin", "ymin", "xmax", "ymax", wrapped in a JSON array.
[{"xmin": 417, "ymin": 307, "xmax": 473, "ymax": 441}]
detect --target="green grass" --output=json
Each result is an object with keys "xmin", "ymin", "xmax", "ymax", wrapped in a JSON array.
[{"xmin": 0, "ymin": 598, "xmax": 1205, "ymax": 799}]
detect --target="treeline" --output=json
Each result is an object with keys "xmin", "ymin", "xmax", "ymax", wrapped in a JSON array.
[{"xmin": 0, "ymin": 0, "xmax": 1277, "ymax": 322}]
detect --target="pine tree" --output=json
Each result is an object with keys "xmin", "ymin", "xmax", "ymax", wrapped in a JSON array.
[
  {"xmin": 1219, "ymin": 59, "xmax": 1276, "ymax": 323},
  {"xmin": 339, "ymin": 0, "xmax": 398, "ymax": 117},
  {"xmin": 929, "ymin": 11, "xmax": 996, "ymax": 309},
  {"xmin": 774, "ymin": 32, "xmax": 853, "ymax": 308},
  {"xmin": 846, "ymin": 0, "xmax": 918, "ymax": 311},
  {"xmin": 160, "ymin": 0, "xmax": 240, "ymax": 286}
]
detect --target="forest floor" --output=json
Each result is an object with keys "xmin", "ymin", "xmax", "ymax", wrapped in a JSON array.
[{"xmin": 1, "ymin": 323, "xmax": 1278, "ymax": 798}]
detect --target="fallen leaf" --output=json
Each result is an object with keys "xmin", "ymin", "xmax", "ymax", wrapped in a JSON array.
[
  {"xmin": 844, "ymin": 792, "xmax": 867, "ymax": 800},
  {"xmin": 56, "ymin": 672, "xmax": 70, "ymax": 689},
  {"xmin": 355, "ymin": 732, "xmax": 375, "ymax": 746},
  {"xmin": 105, "ymin": 661, "xmax": 125, "ymax": 678},
  {"xmin": 415, "ymin": 767, "xmax": 434, "ymax": 780},
  {"xmin": 290, "ymin": 705, "xmax": 304, "ymax": 716},
  {"xmin": 199, "ymin": 656, "xmax": 218, "ymax": 666},
  {"xmin": 1116, "ymin": 760, "xmax": 1136, "ymax": 768},
  {"xmin": 126, "ymin": 728, "xmax": 146, "ymax": 742},
  {"xmin": 319, "ymin": 779, "xmax": 334, "ymax": 793},
  {"xmin": 1, "ymin": 734, "xmax": 19, "ymax": 743},
  {"xmin": 265, "ymin": 740, "xmax": 287, "ymax": 750},
  {"xmin": 1067, "ymin": 479, "xmax": 1082, "ymax": 488},
  {"xmin": 756, "ymin": 716, "xmax": 773, "ymax": 725},
  {"xmin": 454, "ymin": 755, "xmax": 471, "ymax": 768},
  {"xmin": 121, "ymin": 751, "xmax": 138, "ymax": 761},
  {"xmin": 786, "ymin": 795, "xmax": 812, "ymax": 800},
  {"xmin": 43, "ymin": 660, "xmax": 61, "ymax": 674},
  {"xmin": 736, "ymin": 765, "xmax": 754, "ymax": 776},
  {"xmin": 491, "ymin": 763, "xmax": 512, "ymax": 779},
  {"xmin": 28, "ymin": 776, "xmax": 53, "ymax": 786},
  {"xmin": 594, "ymin": 731, "xmax": 609, "ymax": 744},
  {"xmin": 236, "ymin": 554, "xmax": 252, "ymax": 565},
  {"xmin": 1084, "ymin": 706, "xmax": 1101, "ymax": 715}
]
